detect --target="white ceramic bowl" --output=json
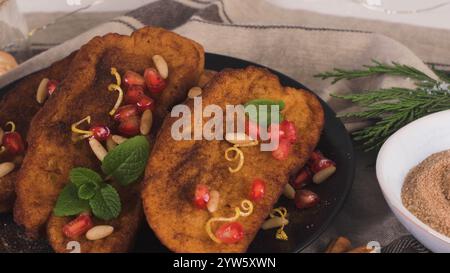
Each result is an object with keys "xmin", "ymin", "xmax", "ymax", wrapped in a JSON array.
[{"xmin": 376, "ymin": 110, "xmax": 450, "ymax": 253}]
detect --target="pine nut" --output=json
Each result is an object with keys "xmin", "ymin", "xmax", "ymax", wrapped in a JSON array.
[
  {"xmin": 225, "ymin": 132, "xmax": 256, "ymax": 146},
  {"xmin": 140, "ymin": 110, "xmax": 153, "ymax": 135},
  {"xmin": 89, "ymin": 138, "xmax": 108, "ymax": 161},
  {"xmin": 36, "ymin": 78, "xmax": 49, "ymax": 104},
  {"xmin": 261, "ymin": 217, "xmax": 289, "ymax": 230},
  {"xmin": 152, "ymin": 55, "xmax": 169, "ymax": 79},
  {"xmin": 188, "ymin": 87, "xmax": 202, "ymax": 99},
  {"xmin": 86, "ymin": 225, "xmax": 114, "ymax": 241},
  {"xmin": 106, "ymin": 135, "xmax": 117, "ymax": 151},
  {"xmin": 0, "ymin": 162, "xmax": 15, "ymax": 178},
  {"xmin": 207, "ymin": 190, "xmax": 220, "ymax": 213},
  {"xmin": 313, "ymin": 166, "xmax": 336, "ymax": 184},
  {"xmin": 111, "ymin": 135, "xmax": 128, "ymax": 145},
  {"xmin": 283, "ymin": 184, "xmax": 296, "ymax": 199}
]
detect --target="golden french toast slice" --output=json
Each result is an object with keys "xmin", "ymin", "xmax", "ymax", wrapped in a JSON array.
[
  {"xmin": 142, "ymin": 66, "xmax": 324, "ymax": 252},
  {"xmin": 13, "ymin": 27, "xmax": 204, "ymax": 254}
]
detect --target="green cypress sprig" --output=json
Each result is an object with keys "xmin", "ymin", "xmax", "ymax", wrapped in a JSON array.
[{"xmin": 316, "ymin": 61, "xmax": 450, "ymax": 151}]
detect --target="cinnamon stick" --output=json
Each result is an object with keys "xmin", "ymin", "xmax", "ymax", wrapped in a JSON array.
[{"xmin": 325, "ymin": 236, "xmax": 352, "ymax": 253}]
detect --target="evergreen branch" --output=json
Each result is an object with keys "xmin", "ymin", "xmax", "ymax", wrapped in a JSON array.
[
  {"xmin": 316, "ymin": 61, "xmax": 450, "ymax": 151},
  {"xmin": 315, "ymin": 60, "xmax": 437, "ymax": 84}
]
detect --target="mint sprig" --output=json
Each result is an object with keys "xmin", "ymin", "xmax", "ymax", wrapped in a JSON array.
[
  {"xmin": 102, "ymin": 135, "xmax": 150, "ymax": 186},
  {"xmin": 54, "ymin": 169, "xmax": 121, "ymax": 220},
  {"xmin": 53, "ymin": 136, "xmax": 150, "ymax": 220}
]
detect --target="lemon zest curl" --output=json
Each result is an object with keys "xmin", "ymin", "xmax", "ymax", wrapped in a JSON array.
[
  {"xmin": 108, "ymin": 84, "xmax": 124, "ymax": 116},
  {"xmin": 71, "ymin": 116, "xmax": 92, "ymax": 137},
  {"xmin": 205, "ymin": 200, "xmax": 254, "ymax": 243},
  {"xmin": 225, "ymin": 145, "xmax": 244, "ymax": 173},
  {"xmin": 110, "ymin": 67, "xmax": 121, "ymax": 86}
]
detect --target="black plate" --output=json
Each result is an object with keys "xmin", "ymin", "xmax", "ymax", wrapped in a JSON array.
[{"xmin": 0, "ymin": 53, "xmax": 354, "ymax": 253}]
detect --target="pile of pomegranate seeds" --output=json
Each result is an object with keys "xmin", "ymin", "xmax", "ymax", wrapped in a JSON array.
[
  {"xmin": 290, "ymin": 150, "xmax": 336, "ymax": 210},
  {"xmin": 116, "ymin": 67, "xmax": 164, "ymax": 136}
]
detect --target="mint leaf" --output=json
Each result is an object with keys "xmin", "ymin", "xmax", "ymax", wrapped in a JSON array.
[
  {"xmin": 78, "ymin": 183, "xmax": 97, "ymax": 200},
  {"xmin": 244, "ymin": 99, "xmax": 285, "ymax": 125},
  {"xmin": 54, "ymin": 183, "xmax": 90, "ymax": 217},
  {"xmin": 245, "ymin": 99, "xmax": 285, "ymax": 110},
  {"xmin": 89, "ymin": 184, "xmax": 121, "ymax": 220},
  {"xmin": 101, "ymin": 136, "xmax": 150, "ymax": 185},
  {"xmin": 70, "ymin": 168, "xmax": 102, "ymax": 188}
]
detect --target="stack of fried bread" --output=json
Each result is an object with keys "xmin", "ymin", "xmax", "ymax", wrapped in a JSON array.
[{"xmin": 0, "ymin": 27, "xmax": 324, "ymax": 253}]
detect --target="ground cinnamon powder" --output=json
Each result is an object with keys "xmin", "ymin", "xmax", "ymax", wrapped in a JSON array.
[{"xmin": 402, "ymin": 149, "xmax": 450, "ymax": 236}]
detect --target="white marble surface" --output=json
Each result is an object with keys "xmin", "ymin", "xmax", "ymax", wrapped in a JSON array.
[
  {"xmin": 16, "ymin": 0, "xmax": 450, "ymax": 30},
  {"xmin": 17, "ymin": 0, "xmax": 156, "ymax": 12},
  {"xmin": 267, "ymin": 0, "xmax": 450, "ymax": 30}
]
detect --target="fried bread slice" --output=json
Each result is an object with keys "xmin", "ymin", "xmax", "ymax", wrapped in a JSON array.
[
  {"xmin": 14, "ymin": 26, "xmax": 204, "ymax": 250},
  {"xmin": 142, "ymin": 66, "xmax": 324, "ymax": 252},
  {"xmin": 0, "ymin": 54, "xmax": 75, "ymax": 212}
]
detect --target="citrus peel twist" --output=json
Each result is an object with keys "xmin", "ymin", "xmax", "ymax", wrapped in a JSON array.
[
  {"xmin": 71, "ymin": 116, "xmax": 93, "ymax": 138},
  {"xmin": 225, "ymin": 145, "xmax": 244, "ymax": 173},
  {"xmin": 110, "ymin": 67, "xmax": 121, "ymax": 86},
  {"xmin": 108, "ymin": 84, "xmax": 124, "ymax": 116},
  {"xmin": 224, "ymin": 138, "xmax": 259, "ymax": 173},
  {"xmin": 205, "ymin": 200, "xmax": 254, "ymax": 243}
]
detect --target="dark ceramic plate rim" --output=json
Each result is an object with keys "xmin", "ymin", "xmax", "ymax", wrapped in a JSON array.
[
  {"xmin": 0, "ymin": 53, "xmax": 354, "ymax": 253},
  {"xmin": 204, "ymin": 53, "xmax": 355, "ymax": 253}
]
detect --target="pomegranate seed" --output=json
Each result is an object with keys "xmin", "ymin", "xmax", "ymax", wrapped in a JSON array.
[
  {"xmin": 215, "ymin": 222, "xmax": 244, "ymax": 244},
  {"xmin": 295, "ymin": 190, "xmax": 320, "ymax": 209},
  {"xmin": 309, "ymin": 155, "xmax": 336, "ymax": 173},
  {"xmin": 90, "ymin": 125, "xmax": 110, "ymax": 141},
  {"xmin": 63, "ymin": 213, "xmax": 93, "ymax": 239},
  {"xmin": 271, "ymin": 139, "xmax": 292, "ymax": 161},
  {"xmin": 280, "ymin": 120, "xmax": 297, "ymax": 143},
  {"xmin": 123, "ymin": 70, "xmax": 145, "ymax": 88},
  {"xmin": 267, "ymin": 123, "xmax": 285, "ymax": 142},
  {"xmin": 114, "ymin": 104, "xmax": 139, "ymax": 122},
  {"xmin": 309, "ymin": 150, "xmax": 324, "ymax": 162},
  {"xmin": 47, "ymin": 80, "xmax": 59, "ymax": 96},
  {"xmin": 193, "ymin": 184, "xmax": 210, "ymax": 209},
  {"xmin": 2, "ymin": 132, "xmax": 25, "ymax": 155},
  {"xmin": 249, "ymin": 178, "xmax": 266, "ymax": 201},
  {"xmin": 124, "ymin": 85, "xmax": 145, "ymax": 104},
  {"xmin": 291, "ymin": 167, "xmax": 312, "ymax": 189},
  {"xmin": 144, "ymin": 68, "xmax": 167, "ymax": 94},
  {"xmin": 118, "ymin": 116, "xmax": 140, "ymax": 137},
  {"xmin": 136, "ymin": 95, "xmax": 155, "ymax": 112}
]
